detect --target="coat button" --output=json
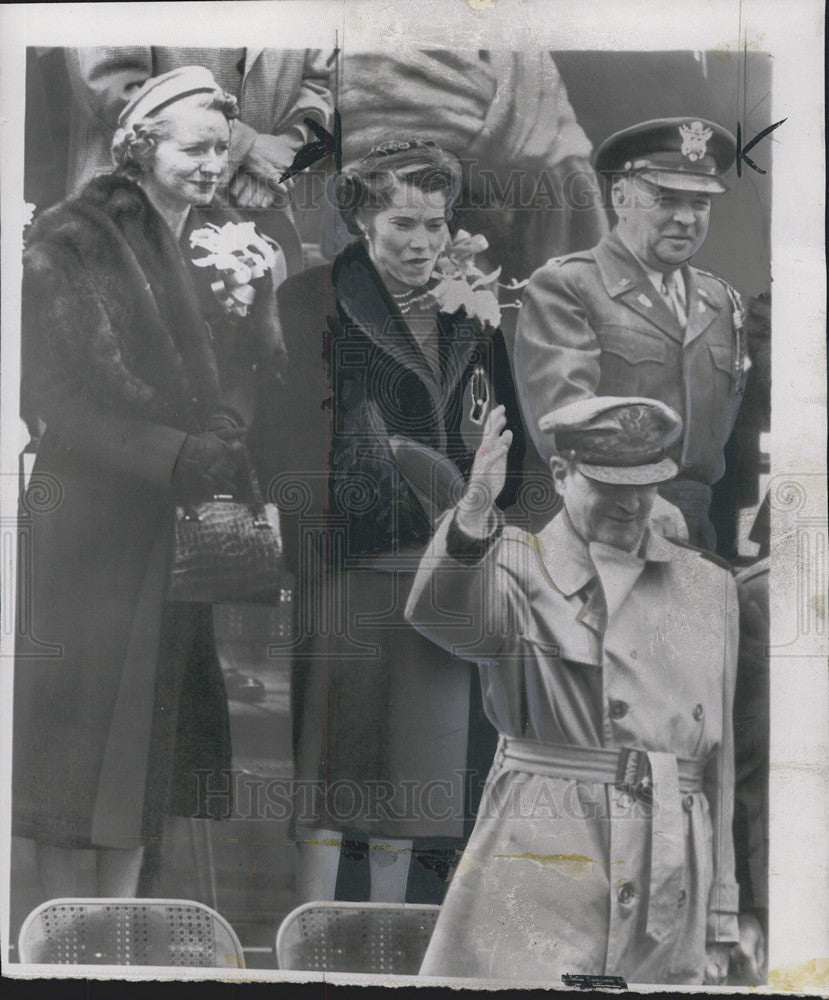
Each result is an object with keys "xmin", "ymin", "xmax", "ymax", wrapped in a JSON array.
[
  {"xmin": 609, "ymin": 699, "xmax": 628, "ymax": 719},
  {"xmin": 693, "ymin": 703, "xmax": 705, "ymax": 721},
  {"xmin": 678, "ymin": 889, "xmax": 687, "ymax": 906},
  {"xmin": 618, "ymin": 882, "xmax": 636, "ymax": 904},
  {"xmin": 683, "ymin": 794, "xmax": 694, "ymax": 812}
]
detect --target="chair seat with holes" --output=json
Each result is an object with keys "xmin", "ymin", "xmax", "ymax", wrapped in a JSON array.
[
  {"xmin": 17, "ymin": 898, "xmax": 245, "ymax": 968},
  {"xmin": 275, "ymin": 901, "xmax": 440, "ymax": 974}
]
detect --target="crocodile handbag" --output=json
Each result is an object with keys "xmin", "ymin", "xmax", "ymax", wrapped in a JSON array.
[{"xmin": 168, "ymin": 453, "xmax": 284, "ymax": 605}]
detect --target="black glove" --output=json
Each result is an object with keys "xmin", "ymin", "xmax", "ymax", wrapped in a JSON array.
[{"xmin": 171, "ymin": 431, "xmax": 247, "ymax": 502}]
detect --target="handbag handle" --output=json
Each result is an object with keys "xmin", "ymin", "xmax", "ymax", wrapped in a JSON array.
[{"xmin": 181, "ymin": 446, "xmax": 272, "ymax": 529}]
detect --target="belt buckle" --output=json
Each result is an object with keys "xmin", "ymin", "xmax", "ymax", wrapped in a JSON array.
[{"xmin": 616, "ymin": 747, "xmax": 653, "ymax": 804}]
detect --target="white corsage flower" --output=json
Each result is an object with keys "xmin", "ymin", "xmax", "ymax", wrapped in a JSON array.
[
  {"xmin": 190, "ymin": 221, "xmax": 281, "ymax": 318},
  {"xmin": 428, "ymin": 230, "xmax": 502, "ymax": 329}
]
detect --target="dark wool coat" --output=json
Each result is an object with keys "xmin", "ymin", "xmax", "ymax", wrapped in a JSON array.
[
  {"xmin": 251, "ymin": 240, "xmax": 525, "ymax": 839},
  {"xmin": 13, "ymin": 174, "xmax": 283, "ymax": 849}
]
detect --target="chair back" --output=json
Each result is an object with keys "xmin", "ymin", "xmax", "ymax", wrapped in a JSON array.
[
  {"xmin": 276, "ymin": 901, "xmax": 440, "ymax": 974},
  {"xmin": 17, "ymin": 898, "xmax": 245, "ymax": 968}
]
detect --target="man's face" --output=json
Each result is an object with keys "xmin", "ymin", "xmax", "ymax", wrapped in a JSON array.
[
  {"xmin": 613, "ymin": 175, "xmax": 712, "ymax": 271},
  {"xmin": 552, "ymin": 461, "xmax": 658, "ymax": 552}
]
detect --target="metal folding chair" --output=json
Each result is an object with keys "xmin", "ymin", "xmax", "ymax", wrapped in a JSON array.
[
  {"xmin": 275, "ymin": 900, "xmax": 440, "ymax": 974},
  {"xmin": 17, "ymin": 898, "xmax": 245, "ymax": 968}
]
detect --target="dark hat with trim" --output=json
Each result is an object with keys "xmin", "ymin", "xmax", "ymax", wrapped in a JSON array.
[
  {"xmin": 539, "ymin": 397, "xmax": 683, "ymax": 485},
  {"xmin": 594, "ymin": 117, "xmax": 736, "ymax": 194}
]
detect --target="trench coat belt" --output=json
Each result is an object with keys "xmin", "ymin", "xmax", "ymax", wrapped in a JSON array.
[{"xmin": 496, "ymin": 736, "xmax": 705, "ymax": 943}]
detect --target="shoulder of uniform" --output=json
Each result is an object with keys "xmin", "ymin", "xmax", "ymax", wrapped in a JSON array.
[
  {"xmin": 538, "ymin": 249, "xmax": 597, "ymax": 272},
  {"xmin": 667, "ymin": 537, "xmax": 734, "ymax": 572},
  {"xmin": 692, "ymin": 266, "xmax": 742, "ymax": 299},
  {"xmin": 526, "ymin": 252, "xmax": 597, "ymax": 294}
]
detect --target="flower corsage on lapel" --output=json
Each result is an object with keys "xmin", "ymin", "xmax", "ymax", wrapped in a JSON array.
[
  {"xmin": 428, "ymin": 230, "xmax": 502, "ymax": 330},
  {"xmin": 190, "ymin": 221, "xmax": 284, "ymax": 318}
]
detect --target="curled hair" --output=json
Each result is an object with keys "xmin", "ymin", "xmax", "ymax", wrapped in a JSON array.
[
  {"xmin": 111, "ymin": 90, "xmax": 239, "ymax": 177},
  {"xmin": 334, "ymin": 139, "xmax": 462, "ymax": 236}
]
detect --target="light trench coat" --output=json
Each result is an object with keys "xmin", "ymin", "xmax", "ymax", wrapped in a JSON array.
[{"xmin": 405, "ymin": 509, "xmax": 740, "ymax": 984}]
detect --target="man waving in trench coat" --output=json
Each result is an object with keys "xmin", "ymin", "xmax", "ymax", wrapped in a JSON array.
[{"xmin": 406, "ymin": 397, "xmax": 739, "ymax": 985}]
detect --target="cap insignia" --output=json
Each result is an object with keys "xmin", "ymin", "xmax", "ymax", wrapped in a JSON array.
[{"xmin": 679, "ymin": 121, "xmax": 713, "ymax": 162}]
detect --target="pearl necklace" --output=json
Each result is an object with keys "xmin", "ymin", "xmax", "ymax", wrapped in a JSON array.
[{"xmin": 390, "ymin": 283, "xmax": 435, "ymax": 315}]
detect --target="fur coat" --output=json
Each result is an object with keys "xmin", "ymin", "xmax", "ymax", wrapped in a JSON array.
[{"xmin": 13, "ymin": 173, "xmax": 283, "ymax": 848}]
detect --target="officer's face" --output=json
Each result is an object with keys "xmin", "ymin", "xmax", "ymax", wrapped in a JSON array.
[
  {"xmin": 613, "ymin": 176, "xmax": 711, "ymax": 270},
  {"xmin": 552, "ymin": 461, "xmax": 658, "ymax": 552}
]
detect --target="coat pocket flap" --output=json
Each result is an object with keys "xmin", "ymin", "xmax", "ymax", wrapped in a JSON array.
[
  {"xmin": 708, "ymin": 342, "xmax": 734, "ymax": 372},
  {"xmin": 596, "ymin": 324, "xmax": 666, "ymax": 363}
]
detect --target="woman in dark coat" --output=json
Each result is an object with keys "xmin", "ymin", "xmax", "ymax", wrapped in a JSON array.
[
  {"xmin": 13, "ymin": 67, "xmax": 285, "ymax": 898},
  {"xmin": 252, "ymin": 139, "xmax": 524, "ymax": 903}
]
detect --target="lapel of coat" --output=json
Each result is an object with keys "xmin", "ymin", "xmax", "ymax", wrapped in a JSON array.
[
  {"xmin": 594, "ymin": 232, "xmax": 685, "ymax": 345},
  {"xmin": 682, "ymin": 265, "xmax": 724, "ymax": 346},
  {"xmin": 590, "ymin": 529, "xmax": 674, "ymax": 619},
  {"xmin": 533, "ymin": 512, "xmax": 596, "ymax": 597},
  {"xmin": 333, "ymin": 244, "xmax": 446, "ymax": 415},
  {"xmin": 534, "ymin": 515, "xmax": 675, "ymax": 621}
]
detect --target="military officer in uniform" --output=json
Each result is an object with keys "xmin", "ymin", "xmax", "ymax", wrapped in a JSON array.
[
  {"xmin": 406, "ymin": 397, "xmax": 739, "ymax": 985},
  {"xmin": 515, "ymin": 118, "xmax": 748, "ymax": 551}
]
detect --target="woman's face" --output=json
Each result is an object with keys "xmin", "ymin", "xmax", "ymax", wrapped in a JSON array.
[
  {"xmin": 358, "ymin": 180, "xmax": 449, "ymax": 292},
  {"xmin": 142, "ymin": 101, "xmax": 230, "ymax": 211}
]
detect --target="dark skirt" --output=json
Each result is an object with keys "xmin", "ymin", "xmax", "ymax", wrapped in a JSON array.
[
  {"xmin": 293, "ymin": 566, "xmax": 496, "ymax": 841},
  {"xmin": 13, "ymin": 598, "xmax": 231, "ymax": 849},
  {"xmin": 142, "ymin": 602, "xmax": 232, "ymax": 836}
]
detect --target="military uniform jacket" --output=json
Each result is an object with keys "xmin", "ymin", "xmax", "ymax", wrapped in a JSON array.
[
  {"xmin": 515, "ymin": 231, "xmax": 747, "ymax": 486},
  {"xmin": 406, "ymin": 510, "xmax": 740, "ymax": 984}
]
